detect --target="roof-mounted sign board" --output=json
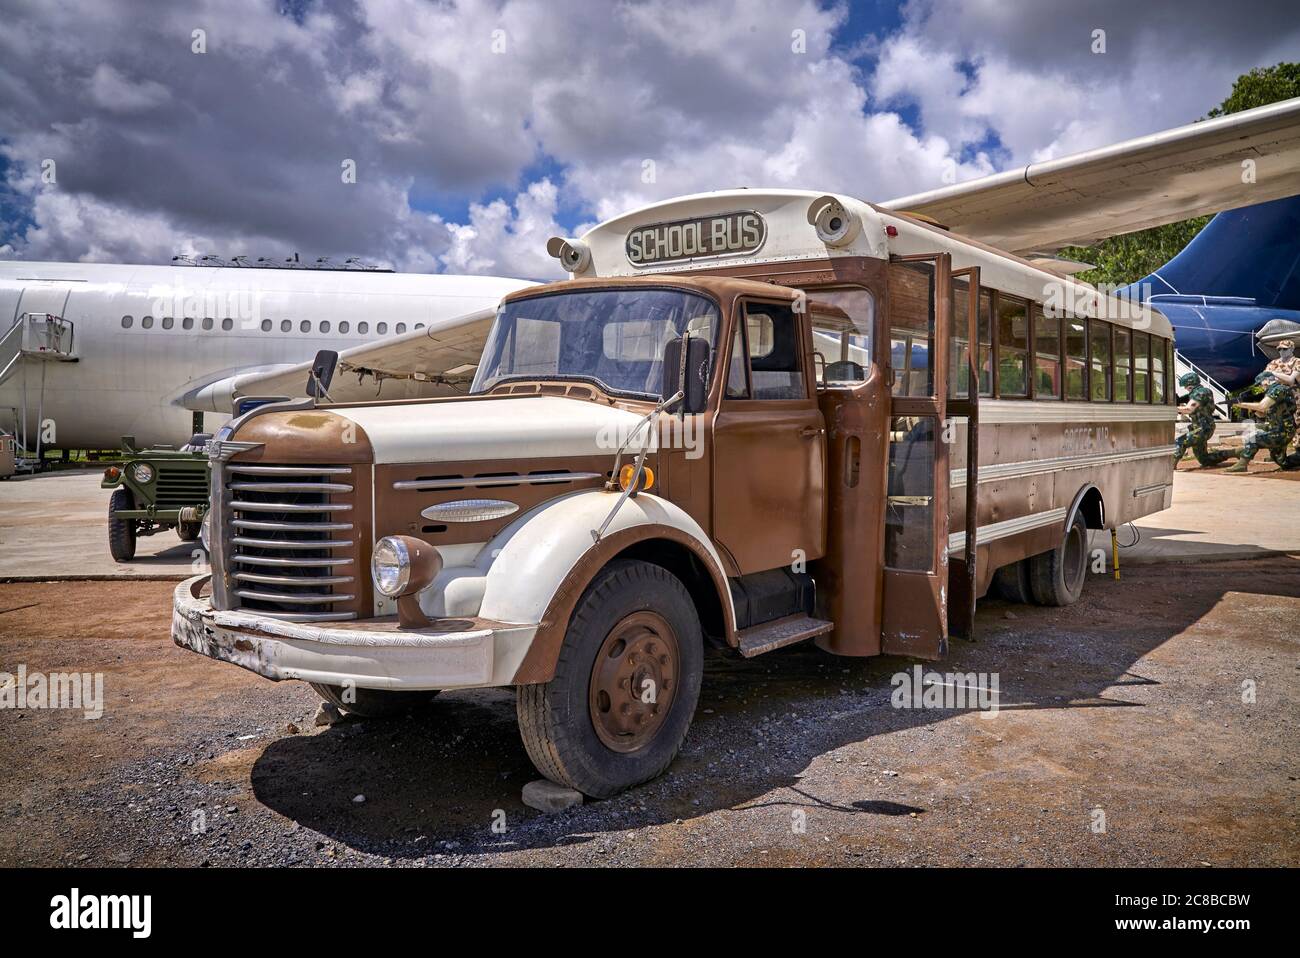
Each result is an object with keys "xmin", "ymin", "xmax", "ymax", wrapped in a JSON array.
[{"xmin": 625, "ymin": 210, "xmax": 766, "ymax": 267}]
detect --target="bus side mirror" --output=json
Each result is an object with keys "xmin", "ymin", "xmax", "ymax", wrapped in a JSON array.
[
  {"xmin": 662, "ymin": 336, "xmax": 710, "ymax": 414},
  {"xmin": 307, "ymin": 349, "xmax": 338, "ymax": 400}
]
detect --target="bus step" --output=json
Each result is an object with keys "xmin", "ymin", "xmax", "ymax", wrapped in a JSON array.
[{"xmin": 737, "ymin": 614, "xmax": 834, "ymax": 658}]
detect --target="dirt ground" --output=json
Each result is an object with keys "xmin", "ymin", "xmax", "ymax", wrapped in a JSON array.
[{"xmin": 1, "ymin": 559, "xmax": 1297, "ymax": 868}]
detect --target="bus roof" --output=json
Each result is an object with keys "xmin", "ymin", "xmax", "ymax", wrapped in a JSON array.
[{"xmin": 569, "ymin": 188, "xmax": 1172, "ymax": 337}]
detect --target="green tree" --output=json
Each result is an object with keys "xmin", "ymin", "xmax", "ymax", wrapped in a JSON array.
[{"xmin": 1058, "ymin": 63, "xmax": 1300, "ymax": 288}]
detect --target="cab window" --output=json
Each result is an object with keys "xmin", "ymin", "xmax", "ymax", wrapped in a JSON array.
[{"xmin": 738, "ymin": 302, "xmax": 805, "ymax": 401}]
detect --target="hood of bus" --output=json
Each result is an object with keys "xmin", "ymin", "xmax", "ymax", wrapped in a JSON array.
[{"xmin": 323, "ymin": 394, "xmax": 652, "ymax": 465}]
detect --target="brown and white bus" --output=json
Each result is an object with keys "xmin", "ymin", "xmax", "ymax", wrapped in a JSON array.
[
  {"xmin": 174, "ymin": 187, "xmax": 1176, "ymax": 796},
  {"xmin": 558, "ymin": 188, "xmax": 1176, "ymax": 655}
]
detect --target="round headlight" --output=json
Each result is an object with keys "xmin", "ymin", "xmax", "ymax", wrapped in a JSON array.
[
  {"xmin": 131, "ymin": 462, "xmax": 155, "ymax": 484},
  {"xmin": 371, "ymin": 536, "xmax": 411, "ymax": 597},
  {"xmin": 199, "ymin": 512, "xmax": 212, "ymax": 553}
]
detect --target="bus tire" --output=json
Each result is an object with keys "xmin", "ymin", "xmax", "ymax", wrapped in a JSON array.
[
  {"xmin": 516, "ymin": 559, "xmax": 703, "ymax": 799},
  {"xmin": 310, "ymin": 683, "xmax": 439, "ymax": 718},
  {"xmin": 108, "ymin": 488, "xmax": 137, "ymax": 562},
  {"xmin": 992, "ymin": 559, "xmax": 1033, "ymax": 604},
  {"xmin": 1028, "ymin": 512, "xmax": 1089, "ymax": 607}
]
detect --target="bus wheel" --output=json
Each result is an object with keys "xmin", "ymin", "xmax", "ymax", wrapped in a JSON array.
[
  {"xmin": 992, "ymin": 559, "xmax": 1033, "ymax": 604},
  {"xmin": 516, "ymin": 559, "xmax": 703, "ymax": 799},
  {"xmin": 108, "ymin": 488, "xmax": 137, "ymax": 562},
  {"xmin": 1028, "ymin": 512, "xmax": 1089, "ymax": 607},
  {"xmin": 310, "ymin": 683, "xmax": 439, "ymax": 718}
]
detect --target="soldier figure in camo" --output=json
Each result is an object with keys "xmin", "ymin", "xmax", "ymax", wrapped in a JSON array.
[
  {"xmin": 1175, "ymin": 371, "xmax": 1232, "ymax": 467},
  {"xmin": 1227, "ymin": 371, "xmax": 1298, "ymax": 472}
]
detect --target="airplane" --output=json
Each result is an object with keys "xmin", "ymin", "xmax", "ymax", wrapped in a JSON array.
[{"xmin": 0, "ymin": 261, "xmax": 535, "ymax": 453}]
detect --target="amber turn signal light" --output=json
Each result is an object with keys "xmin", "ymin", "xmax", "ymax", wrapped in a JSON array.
[{"xmin": 617, "ymin": 464, "xmax": 654, "ymax": 493}]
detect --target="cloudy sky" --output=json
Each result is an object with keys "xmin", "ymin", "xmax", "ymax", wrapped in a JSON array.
[{"xmin": 1, "ymin": 0, "xmax": 1297, "ymax": 278}]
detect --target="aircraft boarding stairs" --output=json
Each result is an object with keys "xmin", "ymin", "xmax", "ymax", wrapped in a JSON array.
[
  {"xmin": 1173, "ymin": 349, "xmax": 1229, "ymax": 421},
  {"xmin": 0, "ymin": 312, "xmax": 77, "ymax": 467}
]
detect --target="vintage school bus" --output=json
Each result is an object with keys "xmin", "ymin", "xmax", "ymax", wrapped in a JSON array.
[{"xmin": 173, "ymin": 189, "xmax": 1176, "ymax": 797}]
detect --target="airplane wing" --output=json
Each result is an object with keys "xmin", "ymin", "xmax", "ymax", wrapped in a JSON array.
[
  {"xmin": 879, "ymin": 97, "xmax": 1300, "ymax": 253},
  {"xmin": 179, "ymin": 307, "xmax": 497, "ymax": 412}
]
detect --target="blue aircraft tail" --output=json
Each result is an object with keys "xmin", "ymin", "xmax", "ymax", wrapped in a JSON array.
[
  {"xmin": 1114, "ymin": 195, "xmax": 1300, "ymax": 391},
  {"xmin": 1120, "ymin": 194, "xmax": 1300, "ymax": 307}
]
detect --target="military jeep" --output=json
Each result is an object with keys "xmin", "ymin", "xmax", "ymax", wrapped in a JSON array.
[{"xmin": 102, "ymin": 435, "xmax": 211, "ymax": 561}]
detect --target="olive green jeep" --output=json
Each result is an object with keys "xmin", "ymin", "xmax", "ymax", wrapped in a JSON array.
[{"xmin": 102, "ymin": 434, "xmax": 211, "ymax": 561}]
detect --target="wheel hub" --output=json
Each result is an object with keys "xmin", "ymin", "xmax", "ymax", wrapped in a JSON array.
[{"xmin": 588, "ymin": 611, "xmax": 679, "ymax": 753}]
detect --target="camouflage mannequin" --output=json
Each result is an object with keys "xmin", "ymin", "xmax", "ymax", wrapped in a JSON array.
[
  {"xmin": 1264, "ymin": 339, "xmax": 1300, "ymax": 431},
  {"xmin": 1175, "ymin": 371, "xmax": 1231, "ymax": 467},
  {"xmin": 1227, "ymin": 371, "xmax": 1298, "ymax": 472}
]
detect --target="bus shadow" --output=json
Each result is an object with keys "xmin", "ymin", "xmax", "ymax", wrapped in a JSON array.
[{"xmin": 248, "ymin": 556, "xmax": 1300, "ymax": 862}]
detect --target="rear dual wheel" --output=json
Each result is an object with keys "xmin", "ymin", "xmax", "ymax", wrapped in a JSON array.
[{"xmin": 995, "ymin": 512, "xmax": 1090, "ymax": 608}]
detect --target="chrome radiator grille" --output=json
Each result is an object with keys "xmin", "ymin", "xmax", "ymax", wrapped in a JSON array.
[{"xmin": 223, "ymin": 464, "xmax": 358, "ymax": 621}]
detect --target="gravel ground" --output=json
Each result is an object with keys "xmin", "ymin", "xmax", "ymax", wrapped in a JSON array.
[{"xmin": 2, "ymin": 557, "xmax": 1297, "ymax": 867}]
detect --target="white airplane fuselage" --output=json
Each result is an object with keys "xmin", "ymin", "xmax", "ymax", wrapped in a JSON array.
[{"xmin": 0, "ymin": 262, "xmax": 533, "ymax": 449}]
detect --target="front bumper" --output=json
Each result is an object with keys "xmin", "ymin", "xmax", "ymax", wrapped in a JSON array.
[{"xmin": 172, "ymin": 574, "xmax": 528, "ymax": 690}]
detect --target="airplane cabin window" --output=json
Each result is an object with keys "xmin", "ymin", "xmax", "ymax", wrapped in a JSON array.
[
  {"xmin": 339, "ymin": 321, "xmax": 350, "ymax": 333},
  {"xmin": 416, "ymin": 323, "xmax": 425, "ymax": 330},
  {"xmin": 321, "ymin": 321, "xmax": 331, "ymax": 333},
  {"xmin": 396, "ymin": 323, "xmax": 407, "ymax": 333},
  {"xmin": 142, "ymin": 316, "xmax": 154, "ymax": 329},
  {"xmin": 182, "ymin": 317, "xmax": 194, "ymax": 330},
  {"xmin": 121, "ymin": 316, "xmax": 132, "ymax": 328},
  {"xmin": 377, "ymin": 322, "xmax": 389, "ymax": 334},
  {"xmin": 300, "ymin": 320, "xmax": 311, "ymax": 333},
  {"xmin": 281, "ymin": 319, "xmax": 291, "ymax": 332},
  {"xmin": 202, "ymin": 318, "xmax": 213, "ymax": 331},
  {"xmin": 359, "ymin": 322, "xmax": 369, "ymax": 334},
  {"xmin": 261, "ymin": 319, "xmax": 272, "ymax": 332},
  {"xmin": 221, "ymin": 318, "xmax": 233, "ymax": 331}
]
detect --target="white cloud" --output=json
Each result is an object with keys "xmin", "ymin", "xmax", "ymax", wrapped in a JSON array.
[{"xmin": 1, "ymin": 0, "xmax": 1296, "ymax": 274}]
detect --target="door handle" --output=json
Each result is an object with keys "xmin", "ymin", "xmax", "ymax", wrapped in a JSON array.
[{"xmin": 799, "ymin": 426, "xmax": 824, "ymax": 438}]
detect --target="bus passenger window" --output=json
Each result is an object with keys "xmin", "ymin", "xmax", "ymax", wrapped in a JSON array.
[
  {"xmin": 1033, "ymin": 305, "xmax": 1061, "ymax": 400},
  {"xmin": 1114, "ymin": 328, "xmax": 1131, "ymax": 401},
  {"xmin": 1089, "ymin": 322, "xmax": 1111, "ymax": 401},
  {"xmin": 1152, "ymin": 336, "xmax": 1165, "ymax": 403},
  {"xmin": 978, "ymin": 291, "xmax": 993, "ymax": 396},
  {"xmin": 1133, "ymin": 332, "xmax": 1150, "ymax": 402},
  {"xmin": 1065, "ymin": 318, "xmax": 1087, "ymax": 400},
  {"xmin": 996, "ymin": 296, "xmax": 1029, "ymax": 397},
  {"xmin": 744, "ymin": 303, "xmax": 805, "ymax": 400}
]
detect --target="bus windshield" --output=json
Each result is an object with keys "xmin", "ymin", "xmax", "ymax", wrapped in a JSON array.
[{"xmin": 471, "ymin": 287, "xmax": 720, "ymax": 399}]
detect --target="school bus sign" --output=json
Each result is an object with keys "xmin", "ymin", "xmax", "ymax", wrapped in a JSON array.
[{"xmin": 625, "ymin": 210, "xmax": 765, "ymax": 266}]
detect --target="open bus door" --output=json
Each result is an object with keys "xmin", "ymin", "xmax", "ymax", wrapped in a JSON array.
[
  {"xmin": 880, "ymin": 253, "xmax": 953, "ymax": 659},
  {"xmin": 948, "ymin": 267, "xmax": 980, "ymax": 642}
]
